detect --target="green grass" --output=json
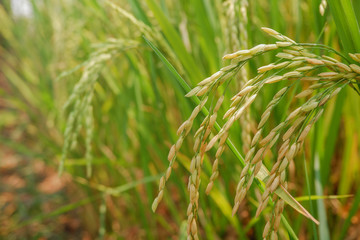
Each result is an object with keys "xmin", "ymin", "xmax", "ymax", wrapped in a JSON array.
[{"xmin": 0, "ymin": 0, "xmax": 359, "ymax": 239}]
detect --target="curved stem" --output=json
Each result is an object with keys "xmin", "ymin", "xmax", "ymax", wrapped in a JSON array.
[{"xmin": 298, "ymin": 43, "xmax": 351, "ymax": 63}]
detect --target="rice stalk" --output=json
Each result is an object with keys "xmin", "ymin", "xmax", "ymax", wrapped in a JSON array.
[
  {"xmin": 60, "ymin": 39, "xmax": 138, "ymax": 176},
  {"xmin": 152, "ymin": 27, "xmax": 360, "ymax": 239}
]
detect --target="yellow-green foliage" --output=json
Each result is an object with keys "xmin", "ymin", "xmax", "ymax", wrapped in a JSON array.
[{"xmin": 1, "ymin": 0, "xmax": 360, "ymax": 239}]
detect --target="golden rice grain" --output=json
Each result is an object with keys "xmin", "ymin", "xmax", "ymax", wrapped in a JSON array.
[
  {"xmin": 238, "ymin": 85, "xmax": 256, "ymax": 96},
  {"xmin": 196, "ymin": 85, "xmax": 209, "ymax": 96},
  {"xmin": 206, "ymin": 135, "xmax": 219, "ymax": 151},
  {"xmin": 349, "ymin": 53, "xmax": 360, "ymax": 62},
  {"xmin": 251, "ymin": 129, "xmax": 263, "ymax": 146},
  {"xmin": 168, "ymin": 145, "xmax": 176, "ymax": 161},
  {"xmin": 296, "ymin": 89, "xmax": 313, "ymax": 98},
  {"xmin": 265, "ymin": 44, "xmax": 278, "ymax": 51},
  {"xmin": 276, "ymin": 52, "xmax": 294, "ymax": 59},
  {"xmin": 223, "ymin": 107, "xmax": 236, "ymax": 119},
  {"xmin": 260, "ymin": 131, "xmax": 276, "ymax": 146},
  {"xmin": 261, "ymin": 27, "xmax": 280, "ymax": 36},
  {"xmin": 318, "ymin": 72, "xmax": 338, "ymax": 77},
  {"xmin": 306, "ymin": 58, "xmax": 324, "ymax": 65},
  {"xmin": 287, "ymin": 60, "xmax": 303, "ymax": 68},
  {"xmin": 297, "ymin": 66, "xmax": 314, "ymax": 71},
  {"xmin": 250, "ymin": 44, "xmax": 267, "ymax": 55},
  {"xmin": 298, "ymin": 124, "xmax": 312, "ymax": 142},
  {"xmin": 335, "ymin": 62, "xmax": 352, "ymax": 72},
  {"xmin": 350, "ymin": 64, "xmax": 360, "ymax": 74},
  {"xmin": 223, "ymin": 49, "xmax": 251, "ymax": 60},
  {"xmin": 276, "ymin": 41, "xmax": 292, "ymax": 47},
  {"xmin": 214, "ymin": 96, "xmax": 224, "ymax": 112},
  {"xmin": 273, "ymin": 61, "xmax": 290, "ymax": 69},
  {"xmin": 301, "ymin": 101, "xmax": 318, "ymax": 112},
  {"xmin": 252, "ymin": 147, "xmax": 265, "ymax": 164},
  {"xmin": 263, "ymin": 221, "xmax": 271, "ymax": 238},
  {"xmin": 265, "ymin": 75, "xmax": 283, "ymax": 84},
  {"xmin": 284, "ymin": 71, "xmax": 302, "ymax": 78},
  {"xmin": 258, "ymin": 64, "xmax": 275, "ymax": 73},
  {"xmin": 301, "ymin": 76, "xmax": 320, "ymax": 81},
  {"xmin": 185, "ymin": 86, "xmax": 201, "ymax": 97}
]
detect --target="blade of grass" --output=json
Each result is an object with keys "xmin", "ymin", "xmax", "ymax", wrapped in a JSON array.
[
  {"xmin": 192, "ymin": 0, "xmax": 219, "ymax": 73},
  {"xmin": 295, "ymin": 194, "xmax": 353, "ymax": 202},
  {"xmin": 75, "ymin": 173, "xmax": 161, "ymax": 196},
  {"xmin": 10, "ymin": 195, "xmax": 100, "ymax": 231},
  {"xmin": 314, "ymin": 152, "xmax": 330, "ymax": 240},
  {"xmin": 304, "ymin": 153, "xmax": 318, "ymax": 240},
  {"xmin": 127, "ymin": 0, "xmax": 151, "ymax": 26},
  {"xmin": 327, "ymin": 0, "xmax": 360, "ymax": 53},
  {"xmin": 281, "ymin": 215, "xmax": 298, "ymax": 240},
  {"xmin": 321, "ymin": 90, "xmax": 347, "ymax": 186},
  {"xmin": 352, "ymin": 0, "xmax": 360, "ymax": 24},
  {"xmin": 144, "ymin": 0, "xmax": 203, "ymax": 81},
  {"xmin": 338, "ymin": 115, "xmax": 355, "ymax": 195},
  {"xmin": 309, "ymin": 0, "xmax": 325, "ymax": 37}
]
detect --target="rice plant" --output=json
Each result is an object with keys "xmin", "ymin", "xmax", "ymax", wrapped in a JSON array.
[
  {"xmin": 152, "ymin": 27, "xmax": 360, "ymax": 239},
  {"xmin": 1, "ymin": 0, "xmax": 360, "ymax": 239}
]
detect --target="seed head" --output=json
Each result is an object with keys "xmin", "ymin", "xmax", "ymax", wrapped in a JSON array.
[
  {"xmin": 306, "ymin": 58, "xmax": 324, "ymax": 65},
  {"xmin": 276, "ymin": 52, "xmax": 294, "ymax": 59},
  {"xmin": 350, "ymin": 64, "xmax": 360, "ymax": 74},
  {"xmin": 185, "ymin": 86, "xmax": 201, "ymax": 97},
  {"xmin": 261, "ymin": 27, "xmax": 280, "ymax": 36}
]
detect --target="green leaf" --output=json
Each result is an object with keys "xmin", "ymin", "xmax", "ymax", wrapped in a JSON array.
[
  {"xmin": 327, "ymin": 0, "xmax": 360, "ymax": 53},
  {"xmin": 314, "ymin": 152, "xmax": 330, "ymax": 240},
  {"xmin": 11, "ymin": 196, "xmax": 99, "ymax": 231},
  {"xmin": 144, "ymin": 0, "xmax": 203, "ymax": 81},
  {"xmin": 75, "ymin": 174, "xmax": 161, "ymax": 196},
  {"xmin": 295, "ymin": 194, "xmax": 353, "ymax": 202}
]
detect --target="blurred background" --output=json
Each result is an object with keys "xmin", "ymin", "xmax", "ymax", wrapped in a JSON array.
[{"xmin": 0, "ymin": 0, "xmax": 359, "ymax": 239}]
